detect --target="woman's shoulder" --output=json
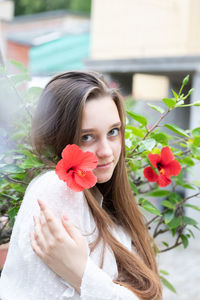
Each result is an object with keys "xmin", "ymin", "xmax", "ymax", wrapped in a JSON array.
[
  {"xmin": 26, "ymin": 170, "xmax": 74, "ymax": 196},
  {"xmin": 27, "ymin": 170, "xmax": 62, "ymax": 190},
  {"xmin": 23, "ymin": 170, "xmax": 85, "ymax": 215}
]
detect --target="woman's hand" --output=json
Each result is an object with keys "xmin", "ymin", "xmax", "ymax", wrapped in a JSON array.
[{"xmin": 30, "ymin": 199, "xmax": 89, "ymax": 294}]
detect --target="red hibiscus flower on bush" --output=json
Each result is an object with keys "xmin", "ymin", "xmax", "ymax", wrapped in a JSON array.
[
  {"xmin": 55, "ymin": 144, "xmax": 98, "ymax": 192},
  {"xmin": 143, "ymin": 146, "xmax": 181, "ymax": 187}
]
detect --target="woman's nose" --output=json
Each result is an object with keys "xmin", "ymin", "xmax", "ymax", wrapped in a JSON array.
[{"xmin": 96, "ymin": 139, "xmax": 113, "ymax": 158}]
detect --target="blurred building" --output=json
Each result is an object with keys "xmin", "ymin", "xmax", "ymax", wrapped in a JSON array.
[
  {"xmin": 0, "ymin": 0, "xmax": 14, "ymax": 60},
  {"xmin": 86, "ymin": 0, "xmax": 199, "ymax": 129},
  {"xmin": 1, "ymin": 9, "xmax": 90, "ymax": 75},
  {"xmin": 90, "ymin": 0, "xmax": 200, "ymax": 59},
  {"xmin": 86, "ymin": 0, "xmax": 200, "ymax": 220}
]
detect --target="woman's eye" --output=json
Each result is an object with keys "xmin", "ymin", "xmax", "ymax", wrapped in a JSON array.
[
  {"xmin": 108, "ymin": 128, "xmax": 120, "ymax": 137},
  {"xmin": 81, "ymin": 134, "xmax": 93, "ymax": 142}
]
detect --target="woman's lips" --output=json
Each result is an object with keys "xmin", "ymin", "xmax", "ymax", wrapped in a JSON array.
[{"xmin": 97, "ymin": 162, "xmax": 113, "ymax": 169}]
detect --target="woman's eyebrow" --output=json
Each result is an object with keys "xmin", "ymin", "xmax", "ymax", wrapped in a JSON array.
[
  {"xmin": 81, "ymin": 128, "xmax": 95, "ymax": 133},
  {"xmin": 110, "ymin": 122, "xmax": 121, "ymax": 128},
  {"xmin": 81, "ymin": 122, "xmax": 121, "ymax": 133}
]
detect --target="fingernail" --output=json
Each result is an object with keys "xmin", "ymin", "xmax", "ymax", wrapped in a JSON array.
[
  {"xmin": 37, "ymin": 199, "xmax": 44, "ymax": 208},
  {"xmin": 63, "ymin": 213, "xmax": 68, "ymax": 221}
]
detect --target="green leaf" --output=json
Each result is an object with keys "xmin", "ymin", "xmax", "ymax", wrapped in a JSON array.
[
  {"xmin": 194, "ymin": 225, "xmax": 200, "ymax": 231},
  {"xmin": 146, "ymin": 190, "xmax": 170, "ymax": 197},
  {"xmin": 172, "ymin": 89, "xmax": 179, "ymax": 100},
  {"xmin": 16, "ymin": 149, "xmax": 35, "ymax": 159},
  {"xmin": 171, "ymin": 228, "xmax": 177, "ymax": 236},
  {"xmin": 13, "ymin": 184, "xmax": 26, "ymax": 193},
  {"xmin": 147, "ymin": 103, "xmax": 165, "ymax": 114},
  {"xmin": 187, "ymin": 88, "xmax": 194, "ymax": 96},
  {"xmin": 10, "ymin": 173, "xmax": 27, "ymax": 180},
  {"xmin": 129, "ymin": 181, "xmax": 138, "ymax": 195},
  {"xmin": 151, "ymin": 132, "xmax": 169, "ymax": 146},
  {"xmin": 0, "ymin": 165, "xmax": 23, "ymax": 174},
  {"xmin": 168, "ymin": 216, "xmax": 181, "ymax": 229},
  {"xmin": 8, "ymin": 206, "xmax": 20, "ymax": 220},
  {"xmin": 127, "ymin": 158, "xmax": 142, "ymax": 171},
  {"xmin": 182, "ymin": 204, "xmax": 200, "ymax": 211},
  {"xmin": 190, "ymin": 144, "xmax": 200, "ymax": 158},
  {"xmin": 180, "ymin": 234, "xmax": 189, "ymax": 248},
  {"xmin": 176, "ymin": 101, "xmax": 200, "ymax": 107},
  {"xmin": 126, "ymin": 110, "xmax": 147, "ymax": 126},
  {"xmin": 161, "ymin": 241, "xmax": 169, "ymax": 247},
  {"xmin": 165, "ymin": 124, "xmax": 189, "ymax": 137},
  {"xmin": 192, "ymin": 127, "xmax": 200, "ymax": 137},
  {"xmin": 180, "ymin": 142, "xmax": 187, "ymax": 147},
  {"xmin": 181, "ymin": 157, "xmax": 195, "ymax": 166},
  {"xmin": 139, "ymin": 198, "xmax": 161, "ymax": 216},
  {"xmin": 182, "ymin": 74, "xmax": 190, "ymax": 86},
  {"xmin": 193, "ymin": 137, "xmax": 200, "ymax": 147},
  {"xmin": 0, "ymin": 192, "xmax": 18, "ymax": 201},
  {"xmin": 10, "ymin": 73, "xmax": 31, "ymax": 85},
  {"xmin": 138, "ymin": 138, "xmax": 156, "ymax": 151},
  {"xmin": 131, "ymin": 126, "xmax": 145, "ymax": 138},
  {"xmin": 187, "ymin": 228, "xmax": 195, "ymax": 239},
  {"xmin": 161, "ymin": 200, "xmax": 176, "ymax": 210},
  {"xmin": 164, "ymin": 210, "xmax": 174, "ymax": 224},
  {"xmin": 160, "ymin": 275, "xmax": 176, "ymax": 293},
  {"xmin": 26, "ymin": 86, "xmax": 42, "ymax": 102},
  {"xmin": 193, "ymin": 180, "xmax": 200, "ymax": 187},
  {"xmin": 160, "ymin": 269, "xmax": 169, "ymax": 276},
  {"xmin": 162, "ymin": 98, "xmax": 176, "ymax": 108},
  {"xmin": 20, "ymin": 157, "xmax": 44, "ymax": 169},
  {"xmin": 10, "ymin": 59, "xmax": 27, "ymax": 72},
  {"xmin": 181, "ymin": 183, "xmax": 196, "ymax": 190},
  {"xmin": 183, "ymin": 216, "xmax": 198, "ymax": 226}
]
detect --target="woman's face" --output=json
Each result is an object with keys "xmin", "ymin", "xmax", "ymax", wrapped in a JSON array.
[{"xmin": 80, "ymin": 96, "xmax": 122, "ymax": 183}]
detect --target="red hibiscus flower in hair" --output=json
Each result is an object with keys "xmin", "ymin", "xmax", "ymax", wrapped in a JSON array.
[
  {"xmin": 55, "ymin": 144, "xmax": 98, "ymax": 192},
  {"xmin": 143, "ymin": 146, "xmax": 181, "ymax": 187}
]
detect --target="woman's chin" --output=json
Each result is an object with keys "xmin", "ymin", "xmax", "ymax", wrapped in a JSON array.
[
  {"xmin": 96, "ymin": 174, "xmax": 112, "ymax": 183},
  {"xmin": 94, "ymin": 166, "xmax": 115, "ymax": 183}
]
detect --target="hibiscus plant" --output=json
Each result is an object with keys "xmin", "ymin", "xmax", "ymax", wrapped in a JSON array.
[{"xmin": 0, "ymin": 61, "xmax": 200, "ymax": 292}]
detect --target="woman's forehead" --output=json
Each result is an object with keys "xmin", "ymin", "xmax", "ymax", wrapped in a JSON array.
[{"xmin": 81, "ymin": 96, "xmax": 121, "ymax": 130}]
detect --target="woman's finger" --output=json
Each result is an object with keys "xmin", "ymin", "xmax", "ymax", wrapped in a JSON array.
[
  {"xmin": 62, "ymin": 214, "xmax": 83, "ymax": 243},
  {"xmin": 30, "ymin": 231, "xmax": 44, "ymax": 259},
  {"xmin": 33, "ymin": 215, "xmax": 49, "ymax": 252},
  {"xmin": 37, "ymin": 199, "xmax": 62, "ymax": 237},
  {"xmin": 38, "ymin": 199, "xmax": 73, "ymax": 243},
  {"xmin": 39, "ymin": 212, "xmax": 52, "ymax": 239}
]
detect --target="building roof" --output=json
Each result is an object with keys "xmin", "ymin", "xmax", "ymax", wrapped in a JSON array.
[
  {"xmin": 6, "ymin": 10, "xmax": 90, "ymax": 75},
  {"xmin": 6, "ymin": 9, "xmax": 90, "ymax": 23},
  {"xmin": 85, "ymin": 55, "xmax": 200, "ymax": 74},
  {"xmin": 30, "ymin": 33, "xmax": 90, "ymax": 75}
]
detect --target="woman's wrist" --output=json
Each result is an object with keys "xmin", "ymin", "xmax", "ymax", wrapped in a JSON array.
[{"xmin": 64, "ymin": 254, "xmax": 89, "ymax": 294}]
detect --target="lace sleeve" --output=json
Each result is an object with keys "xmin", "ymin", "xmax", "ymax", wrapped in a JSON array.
[
  {"xmin": 0, "ymin": 170, "xmax": 85, "ymax": 300},
  {"xmin": 80, "ymin": 257, "xmax": 139, "ymax": 300}
]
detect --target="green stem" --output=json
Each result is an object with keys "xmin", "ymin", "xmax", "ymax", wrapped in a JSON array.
[
  {"xmin": 128, "ymin": 108, "xmax": 171, "ymax": 156},
  {"xmin": 2, "ymin": 71, "xmax": 32, "ymax": 120}
]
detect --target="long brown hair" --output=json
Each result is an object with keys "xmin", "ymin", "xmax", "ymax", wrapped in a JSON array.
[{"xmin": 31, "ymin": 71, "xmax": 162, "ymax": 299}]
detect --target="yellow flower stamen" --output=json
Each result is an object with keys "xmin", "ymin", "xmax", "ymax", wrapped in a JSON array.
[
  {"xmin": 160, "ymin": 168, "xmax": 165, "ymax": 175},
  {"xmin": 77, "ymin": 170, "xmax": 86, "ymax": 177}
]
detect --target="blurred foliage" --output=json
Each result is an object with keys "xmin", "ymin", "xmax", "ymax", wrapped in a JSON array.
[
  {"xmin": 14, "ymin": 0, "xmax": 91, "ymax": 16},
  {"xmin": 0, "ymin": 61, "xmax": 200, "ymax": 293}
]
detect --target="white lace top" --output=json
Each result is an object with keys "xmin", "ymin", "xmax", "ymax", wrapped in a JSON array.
[{"xmin": 0, "ymin": 171, "xmax": 139, "ymax": 300}]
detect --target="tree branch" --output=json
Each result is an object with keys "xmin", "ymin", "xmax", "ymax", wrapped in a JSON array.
[
  {"xmin": 128, "ymin": 108, "xmax": 171, "ymax": 156},
  {"xmin": 1, "ymin": 174, "xmax": 28, "ymax": 185},
  {"xmin": 159, "ymin": 234, "xmax": 182, "ymax": 253}
]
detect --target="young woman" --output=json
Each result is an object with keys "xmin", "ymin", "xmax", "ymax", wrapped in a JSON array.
[{"xmin": 0, "ymin": 71, "xmax": 162, "ymax": 299}]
